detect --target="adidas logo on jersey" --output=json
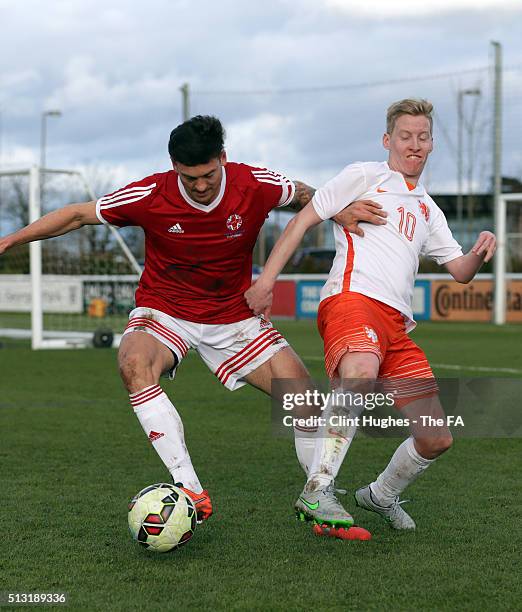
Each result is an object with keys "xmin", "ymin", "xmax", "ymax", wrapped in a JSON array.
[{"xmin": 168, "ymin": 223, "xmax": 184, "ymax": 233}]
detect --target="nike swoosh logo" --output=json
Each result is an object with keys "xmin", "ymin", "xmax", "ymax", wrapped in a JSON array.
[
  {"xmin": 377, "ymin": 188, "xmax": 387, "ymax": 193},
  {"xmin": 192, "ymin": 497, "xmax": 207, "ymax": 505},
  {"xmin": 299, "ymin": 497, "xmax": 320, "ymax": 510}
]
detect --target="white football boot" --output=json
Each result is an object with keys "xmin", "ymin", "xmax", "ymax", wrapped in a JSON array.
[
  {"xmin": 354, "ymin": 485, "xmax": 416, "ymax": 530},
  {"xmin": 295, "ymin": 482, "xmax": 354, "ymax": 527}
]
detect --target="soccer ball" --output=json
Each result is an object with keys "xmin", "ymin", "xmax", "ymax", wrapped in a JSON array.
[{"xmin": 128, "ymin": 483, "xmax": 197, "ymax": 553}]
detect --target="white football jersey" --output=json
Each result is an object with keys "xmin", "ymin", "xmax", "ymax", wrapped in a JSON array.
[{"xmin": 312, "ymin": 161, "xmax": 462, "ymax": 331}]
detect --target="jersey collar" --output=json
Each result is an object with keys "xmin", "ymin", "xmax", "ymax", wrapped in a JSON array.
[
  {"xmin": 177, "ymin": 167, "xmax": 227, "ymax": 213},
  {"xmin": 384, "ymin": 161, "xmax": 424, "ymax": 194}
]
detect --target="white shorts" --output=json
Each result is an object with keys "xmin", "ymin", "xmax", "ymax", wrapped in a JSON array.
[{"xmin": 123, "ymin": 307, "xmax": 289, "ymax": 391}]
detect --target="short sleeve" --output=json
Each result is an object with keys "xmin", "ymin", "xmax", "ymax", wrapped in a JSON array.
[
  {"xmin": 96, "ymin": 176, "xmax": 159, "ymax": 227},
  {"xmin": 312, "ymin": 163, "xmax": 368, "ymax": 220},
  {"xmin": 250, "ymin": 167, "xmax": 296, "ymax": 210},
  {"xmin": 421, "ymin": 200, "xmax": 463, "ymax": 264}
]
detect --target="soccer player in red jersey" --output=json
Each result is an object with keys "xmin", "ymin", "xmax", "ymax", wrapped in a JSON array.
[{"xmin": 0, "ymin": 115, "xmax": 385, "ymax": 524}]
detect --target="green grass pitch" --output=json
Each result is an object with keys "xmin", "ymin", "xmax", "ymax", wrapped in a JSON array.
[{"xmin": 1, "ymin": 321, "xmax": 521, "ymax": 611}]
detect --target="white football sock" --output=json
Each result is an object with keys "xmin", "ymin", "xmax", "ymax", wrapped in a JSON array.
[
  {"xmin": 370, "ymin": 436, "xmax": 434, "ymax": 505},
  {"xmin": 293, "ymin": 426, "xmax": 317, "ymax": 475},
  {"xmin": 130, "ymin": 385, "xmax": 203, "ymax": 493},
  {"xmin": 305, "ymin": 390, "xmax": 359, "ymax": 492}
]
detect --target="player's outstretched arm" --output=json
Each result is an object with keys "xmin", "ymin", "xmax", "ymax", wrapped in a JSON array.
[
  {"xmin": 444, "ymin": 230, "xmax": 496, "ymax": 283},
  {"xmin": 245, "ymin": 202, "xmax": 322, "ymax": 317},
  {"xmin": 0, "ymin": 201, "xmax": 100, "ymax": 256}
]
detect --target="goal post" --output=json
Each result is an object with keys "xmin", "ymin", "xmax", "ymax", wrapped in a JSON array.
[
  {"xmin": 494, "ymin": 193, "xmax": 522, "ymax": 325},
  {"xmin": 0, "ymin": 165, "xmax": 142, "ymax": 349},
  {"xmin": 28, "ymin": 165, "xmax": 43, "ymax": 349}
]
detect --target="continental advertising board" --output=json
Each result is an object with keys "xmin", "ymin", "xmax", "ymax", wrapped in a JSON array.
[
  {"xmin": 431, "ymin": 280, "xmax": 522, "ymax": 323},
  {"xmin": 291, "ymin": 275, "xmax": 522, "ymax": 323}
]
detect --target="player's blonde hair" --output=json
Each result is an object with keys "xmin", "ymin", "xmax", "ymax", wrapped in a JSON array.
[{"xmin": 386, "ymin": 99, "xmax": 433, "ymax": 135}]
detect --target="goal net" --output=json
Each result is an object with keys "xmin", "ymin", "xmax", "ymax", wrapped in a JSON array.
[
  {"xmin": 0, "ymin": 167, "xmax": 141, "ymax": 349},
  {"xmin": 494, "ymin": 193, "xmax": 522, "ymax": 324}
]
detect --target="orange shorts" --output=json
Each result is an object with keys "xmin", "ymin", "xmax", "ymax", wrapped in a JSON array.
[{"xmin": 318, "ymin": 292, "xmax": 437, "ymax": 404}]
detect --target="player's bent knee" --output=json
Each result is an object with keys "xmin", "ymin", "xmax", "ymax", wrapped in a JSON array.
[
  {"xmin": 353, "ymin": 365, "xmax": 378, "ymax": 380},
  {"xmin": 435, "ymin": 434, "xmax": 454, "ymax": 454},
  {"xmin": 271, "ymin": 347, "xmax": 309, "ymax": 378},
  {"xmin": 118, "ymin": 351, "xmax": 156, "ymax": 393},
  {"xmin": 338, "ymin": 353, "xmax": 380, "ymax": 386},
  {"xmin": 415, "ymin": 433, "xmax": 453, "ymax": 459},
  {"xmin": 340, "ymin": 367, "xmax": 378, "ymax": 393}
]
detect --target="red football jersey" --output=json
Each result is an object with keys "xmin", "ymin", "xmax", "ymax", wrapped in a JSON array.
[{"xmin": 95, "ymin": 162, "xmax": 295, "ymax": 323}]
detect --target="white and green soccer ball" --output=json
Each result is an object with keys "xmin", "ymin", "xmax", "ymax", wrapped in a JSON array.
[{"xmin": 128, "ymin": 483, "xmax": 197, "ymax": 553}]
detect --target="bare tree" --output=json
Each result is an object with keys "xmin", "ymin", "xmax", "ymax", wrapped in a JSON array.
[{"xmin": 0, "ymin": 167, "xmax": 141, "ymax": 273}]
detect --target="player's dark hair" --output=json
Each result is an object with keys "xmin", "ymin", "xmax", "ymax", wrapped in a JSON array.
[{"xmin": 168, "ymin": 115, "xmax": 225, "ymax": 165}]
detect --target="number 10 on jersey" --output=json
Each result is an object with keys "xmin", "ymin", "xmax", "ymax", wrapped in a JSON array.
[{"xmin": 397, "ymin": 207, "xmax": 416, "ymax": 241}]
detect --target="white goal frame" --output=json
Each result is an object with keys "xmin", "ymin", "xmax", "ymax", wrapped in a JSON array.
[
  {"xmin": 494, "ymin": 193, "xmax": 522, "ymax": 325},
  {"xmin": 0, "ymin": 165, "xmax": 142, "ymax": 349}
]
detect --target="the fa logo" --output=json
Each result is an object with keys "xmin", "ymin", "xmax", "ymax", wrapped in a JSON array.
[
  {"xmin": 418, "ymin": 201, "xmax": 430, "ymax": 222},
  {"xmin": 226, "ymin": 214, "xmax": 243, "ymax": 231},
  {"xmin": 364, "ymin": 326, "xmax": 378, "ymax": 344}
]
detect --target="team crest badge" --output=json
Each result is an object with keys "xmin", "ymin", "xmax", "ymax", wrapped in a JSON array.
[
  {"xmin": 418, "ymin": 201, "xmax": 430, "ymax": 222},
  {"xmin": 226, "ymin": 214, "xmax": 243, "ymax": 231},
  {"xmin": 364, "ymin": 326, "xmax": 378, "ymax": 344}
]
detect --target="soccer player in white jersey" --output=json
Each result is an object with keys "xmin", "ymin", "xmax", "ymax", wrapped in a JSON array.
[
  {"xmin": 246, "ymin": 99, "xmax": 496, "ymax": 531},
  {"xmin": 0, "ymin": 115, "xmax": 385, "ymax": 526}
]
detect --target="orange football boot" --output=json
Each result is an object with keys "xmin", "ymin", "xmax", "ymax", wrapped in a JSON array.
[
  {"xmin": 174, "ymin": 482, "xmax": 213, "ymax": 523},
  {"xmin": 313, "ymin": 523, "xmax": 372, "ymax": 541}
]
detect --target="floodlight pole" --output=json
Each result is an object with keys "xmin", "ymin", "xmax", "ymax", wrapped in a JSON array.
[
  {"xmin": 180, "ymin": 83, "xmax": 190, "ymax": 121},
  {"xmin": 492, "ymin": 41, "xmax": 503, "ymax": 324},
  {"xmin": 457, "ymin": 93, "xmax": 464, "ymax": 233},
  {"xmin": 457, "ymin": 88, "xmax": 481, "ymax": 241}
]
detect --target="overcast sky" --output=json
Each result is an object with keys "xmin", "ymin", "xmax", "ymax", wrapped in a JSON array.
[{"xmin": 0, "ymin": 0, "xmax": 521, "ymax": 195}]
